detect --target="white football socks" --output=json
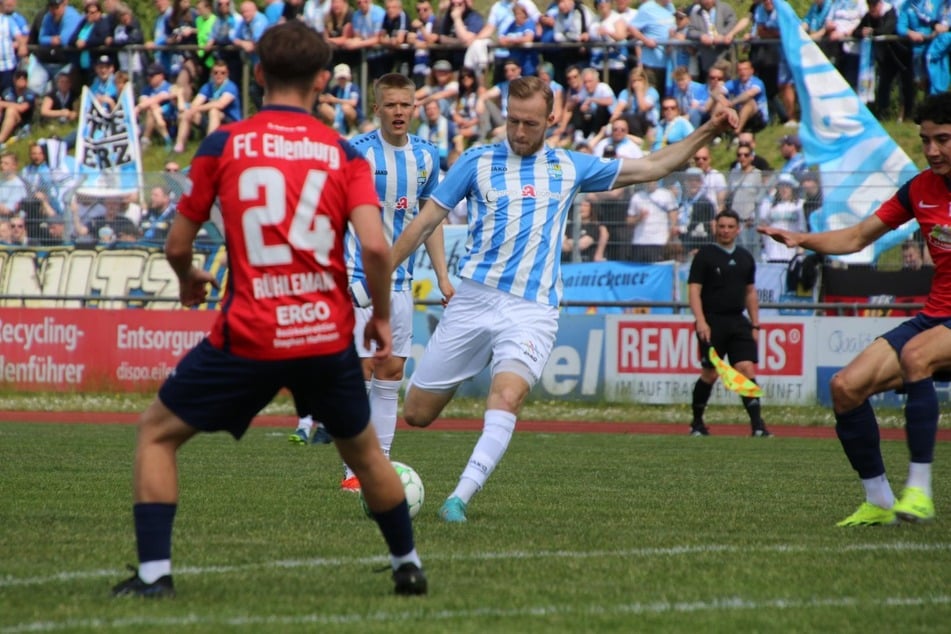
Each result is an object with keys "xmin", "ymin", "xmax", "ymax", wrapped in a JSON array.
[
  {"xmin": 296, "ymin": 415, "xmax": 314, "ymax": 434},
  {"xmin": 451, "ymin": 409, "xmax": 517, "ymax": 504},
  {"xmin": 862, "ymin": 474, "xmax": 896, "ymax": 509},
  {"xmin": 390, "ymin": 548, "xmax": 422, "ymax": 570},
  {"xmin": 139, "ymin": 560, "xmax": 171, "ymax": 583},
  {"xmin": 906, "ymin": 462, "xmax": 932, "ymax": 498},
  {"xmin": 370, "ymin": 378, "xmax": 400, "ymax": 458}
]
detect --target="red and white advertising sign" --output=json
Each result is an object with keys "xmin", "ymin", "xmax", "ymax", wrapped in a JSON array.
[
  {"xmin": 0, "ymin": 308, "xmax": 215, "ymax": 392},
  {"xmin": 604, "ymin": 315, "xmax": 814, "ymax": 404}
]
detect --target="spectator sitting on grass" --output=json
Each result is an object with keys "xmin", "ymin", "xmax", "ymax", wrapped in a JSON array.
[
  {"xmin": 172, "ymin": 60, "xmax": 240, "ymax": 154},
  {"xmin": 0, "ymin": 69, "xmax": 36, "ymax": 147},
  {"xmin": 135, "ymin": 63, "xmax": 176, "ymax": 150}
]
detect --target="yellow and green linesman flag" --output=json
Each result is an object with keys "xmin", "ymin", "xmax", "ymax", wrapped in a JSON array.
[{"xmin": 708, "ymin": 348, "xmax": 763, "ymax": 398}]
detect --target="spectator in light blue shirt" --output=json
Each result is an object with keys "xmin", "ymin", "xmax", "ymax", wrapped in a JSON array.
[
  {"xmin": 803, "ymin": 0, "xmax": 834, "ymax": 32},
  {"xmin": 233, "ymin": 0, "xmax": 268, "ymax": 109},
  {"xmin": 897, "ymin": 0, "xmax": 937, "ymax": 88},
  {"xmin": 725, "ymin": 59, "xmax": 768, "ymax": 133},
  {"xmin": 668, "ymin": 65, "xmax": 708, "ymax": 128},
  {"xmin": 651, "ymin": 96, "xmax": 695, "ymax": 152},
  {"xmin": 0, "ymin": 0, "xmax": 28, "ymax": 94},
  {"xmin": 778, "ymin": 133, "xmax": 807, "ymax": 176},
  {"xmin": 349, "ymin": 0, "xmax": 387, "ymax": 80},
  {"xmin": 263, "ymin": 0, "xmax": 284, "ymax": 24},
  {"xmin": 147, "ymin": 0, "xmax": 174, "ymax": 77},
  {"xmin": 89, "ymin": 55, "xmax": 118, "ymax": 112},
  {"xmin": 629, "ymin": 0, "xmax": 676, "ymax": 92},
  {"xmin": 38, "ymin": 0, "xmax": 82, "ymax": 80},
  {"xmin": 172, "ymin": 60, "xmax": 240, "ymax": 152}
]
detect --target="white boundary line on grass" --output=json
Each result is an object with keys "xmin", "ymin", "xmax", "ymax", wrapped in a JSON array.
[
  {"xmin": 2, "ymin": 541, "xmax": 949, "ymax": 589},
  {"xmin": 2, "ymin": 594, "xmax": 951, "ymax": 632}
]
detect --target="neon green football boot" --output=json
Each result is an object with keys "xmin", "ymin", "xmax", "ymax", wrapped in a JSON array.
[
  {"xmin": 893, "ymin": 487, "xmax": 935, "ymax": 523},
  {"xmin": 836, "ymin": 502, "xmax": 898, "ymax": 527}
]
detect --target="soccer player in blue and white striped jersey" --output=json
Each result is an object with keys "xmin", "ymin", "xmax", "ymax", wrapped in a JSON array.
[
  {"xmin": 290, "ymin": 74, "xmax": 454, "ymax": 492},
  {"xmin": 391, "ymin": 75, "xmax": 738, "ymax": 523}
]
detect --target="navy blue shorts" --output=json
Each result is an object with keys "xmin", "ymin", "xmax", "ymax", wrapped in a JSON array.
[
  {"xmin": 158, "ymin": 339, "xmax": 369, "ymax": 440},
  {"xmin": 697, "ymin": 313, "xmax": 758, "ymax": 369},
  {"xmin": 880, "ymin": 313, "xmax": 951, "ymax": 382}
]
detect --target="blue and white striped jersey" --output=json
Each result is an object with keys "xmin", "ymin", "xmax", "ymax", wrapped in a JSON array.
[
  {"xmin": 0, "ymin": 13, "xmax": 28, "ymax": 73},
  {"xmin": 346, "ymin": 130, "xmax": 440, "ymax": 291},
  {"xmin": 431, "ymin": 141, "xmax": 621, "ymax": 307}
]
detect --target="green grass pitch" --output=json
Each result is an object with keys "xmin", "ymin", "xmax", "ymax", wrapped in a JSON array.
[{"xmin": 1, "ymin": 421, "xmax": 948, "ymax": 633}]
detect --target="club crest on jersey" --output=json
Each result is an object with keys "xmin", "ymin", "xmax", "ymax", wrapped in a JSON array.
[
  {"xmin": 417, "ymin": 169, "xmax": 428, "ymax": 186},
  {"xmin": 521, "ymin": 185, "xmax": 536, "ymax": 198},
  {"xmin": 929, "ymin": 225, "xmax": 951, "ymax": 251},
  {"xmin": 395, "ymin": 196, "xmax": 409, "ymax": 210},
  {"xmin": 547, "ymin": 163, "xmax": 563, "ymax": 179}
]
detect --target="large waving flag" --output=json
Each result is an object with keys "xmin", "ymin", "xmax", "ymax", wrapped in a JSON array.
[
  {"xmin": 74, "ymin": 84, "xmax": 143, "ymax": 198},
  {"xmin": 776, "ymin": 0, "xmax": 919, "ymax": 263}
]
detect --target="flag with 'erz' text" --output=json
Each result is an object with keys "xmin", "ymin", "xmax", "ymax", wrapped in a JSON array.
[{"xmin": 74, "ymin": 84, "xmax": 143, "ymax": 196}]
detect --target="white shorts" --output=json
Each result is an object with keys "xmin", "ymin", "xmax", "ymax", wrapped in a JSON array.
[
  {"xmin": 410, "ymin": 279, "xmax": 559, "ymax": 392},
  {"xmin": 354, "ymin": 289, "xmax": 414, "ymax": 358}
]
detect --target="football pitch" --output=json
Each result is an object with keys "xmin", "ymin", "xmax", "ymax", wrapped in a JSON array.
[{"xmin": 1, "ymin": 420, "xmax": 948, "ymax": 633}]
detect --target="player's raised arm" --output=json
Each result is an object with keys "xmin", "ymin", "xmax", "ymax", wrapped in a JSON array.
[
  {"xmin": 614, "ymin": 107, "xmax": 738, "ymax": 188},
  {"xmin": 758, "ymin": 213, "xmax": 891, "ymax": 255}
]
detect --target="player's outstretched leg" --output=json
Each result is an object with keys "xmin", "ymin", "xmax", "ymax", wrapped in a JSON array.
[{"xmin": 440, "ymin": 409, "xmax": 516, "ymax": 523}]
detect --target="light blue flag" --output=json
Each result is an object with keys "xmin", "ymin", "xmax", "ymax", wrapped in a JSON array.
[
  {"xmin": 74, "ymin": 84, "xmax": 144, "ymax": 197},
  {"xmin": 775, "ymin": 0, "xmax": 919, "ymax": 263},
  {"xmin": 857, "ymin": 36, "xmax": 875, "ymax": 104}
]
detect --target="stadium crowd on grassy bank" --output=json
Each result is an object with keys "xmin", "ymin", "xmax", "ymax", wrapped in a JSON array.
[{"xmin": 0, "ymin": 0, "xmax": 944, "ymax": 261}]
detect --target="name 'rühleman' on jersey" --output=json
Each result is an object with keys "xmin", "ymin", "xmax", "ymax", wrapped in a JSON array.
[
  {"xmin": 231, "ymin": 131, "xmax": 341, "ymax": 167},
  {"xmin": 252, "ymin": 271, "xmax": 337, "ymax": 300}
]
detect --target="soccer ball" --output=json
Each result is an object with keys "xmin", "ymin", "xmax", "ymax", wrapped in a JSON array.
[{"xmin": 360, "ymin": 461, "xmax": 425, "ymax": 519}]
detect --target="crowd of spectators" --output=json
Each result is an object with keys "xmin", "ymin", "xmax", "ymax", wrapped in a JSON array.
[{"xmin": 0, "ymin": 0, "xmax": 944, "ymax": 262}]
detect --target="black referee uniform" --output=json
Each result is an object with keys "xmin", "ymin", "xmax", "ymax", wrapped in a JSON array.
[{"xmin": 687, "ymin": 237, "xmax": 770, "ymax": 437}]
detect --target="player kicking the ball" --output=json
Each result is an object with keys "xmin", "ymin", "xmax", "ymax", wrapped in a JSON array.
[
  {"xmin": 111, "ymin": 21, "xmax": 427, "ymax": 597},
  {"xmin": 390, "ymin": 76, "xmax": 738, "ymax": 523}
]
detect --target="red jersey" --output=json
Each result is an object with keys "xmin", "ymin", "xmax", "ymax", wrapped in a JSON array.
[
  {"xmin": 177, "ymin": 105, "xmax": 380, "ymax": 360},
  {"xmin": 876, "ymin": 169, "xmax": 951, "ymax": 316}
]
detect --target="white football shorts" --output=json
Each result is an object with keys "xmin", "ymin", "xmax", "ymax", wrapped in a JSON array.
[
  {"xmin": 409, "ymin": 279, "xmax": 558, "ymax": 392},
  {"xmin": 354, "ymin": 289, "xmax": 414, "ymax": 358}
]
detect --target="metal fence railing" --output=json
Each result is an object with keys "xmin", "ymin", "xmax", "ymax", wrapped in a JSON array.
[
  {"xmin": 0, "ymin": 169, "xmax": 923, "ymax": 268},
  {"xmin": 22, "ymin": 33, "xmax": 919, "ymax": 119}
]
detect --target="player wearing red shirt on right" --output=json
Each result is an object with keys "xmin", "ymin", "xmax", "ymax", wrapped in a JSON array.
[
  {"xmin": 111, "ymin": 21, "xmax": 427, "ymax": 598},
  {"xmin": 760, "ymin": 91, "xmax": 951, "ymax": 528}
]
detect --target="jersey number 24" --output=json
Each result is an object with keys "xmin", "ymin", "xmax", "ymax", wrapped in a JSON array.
[{"xmin": 240, "ymin": 167, "xmax": 335, "ymax": 267}]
